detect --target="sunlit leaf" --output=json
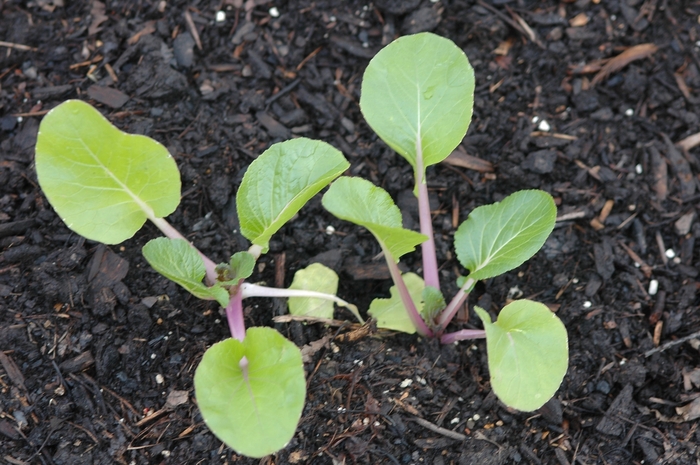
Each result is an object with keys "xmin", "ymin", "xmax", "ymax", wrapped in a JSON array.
[
  {"xmin": 35, "ymin": 100, "xmax": 181, "ymax": 244},
  {"xmin": 288, "ymin": 263, "xmax": 339, "ymax": 319},
  {"xmin": 194, "ymin": 327, "xmax": 306, "ymax": 458},
  {"xmin": 368, "ymin": 273, "xmax": 424, "ymax": 333},
  {"xmin": 475, "ymin": 301, "xmax": 568, "ymax": 411}
]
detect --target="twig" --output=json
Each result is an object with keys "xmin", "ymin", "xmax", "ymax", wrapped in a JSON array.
[
  {"xmin": 410, "ymin": 416, "xmax": 467, "ymax": 441},
  {"xmin": 184, "ymin": 10, "xmax": 203, "ymax": 50},
  {"xmin": 644, "ymin": 329, "xmax": 700, "ymax": 357},
  {"xmin": 0, "ymin": 41, "xmax": 37, "ymax": 51}
]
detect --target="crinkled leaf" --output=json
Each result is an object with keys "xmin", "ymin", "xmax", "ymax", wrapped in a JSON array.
[
  {"xmin": 237, "ymin": 138, "xmax": 349, "ymax": 253},
  {"xmin": 455, "ymin": 190, "xmax": 556, "ymax": 282},
  {"xmin": 35, "ymin": 100, "xmax": 180, "ymax": 244},
  {"xmin": 360, "ymin": 32, "xmax": 474, "ymax": 180},
  {"xmin": 475, "ymin": 301, "xmax": 568, "ymax": 412},
  {"xmin": 142, "ymin": 238, "xmax": 229, "ymax": 307},
  {"xmin": 322, "ymin": 177, "xmax": 426, "ymax": 260},
  {"xmin": 420, "ymin": 285, "xmax": 445, "ymax": 322},
  {"xmin": 368, "ymin": 273, "xmax": 424, "ymax": 333},
  {"xmin": 230, "ymin": 251, "xmax": 256, "ymax": 281},
  {"xmin": 194, "ymin": 327, "xmax": 306, "ymax": 458},
  {"xmin": 288, "ymin": 263, "xmax": 338, "ymax": 319}
]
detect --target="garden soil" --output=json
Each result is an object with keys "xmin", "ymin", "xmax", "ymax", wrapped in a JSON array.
[{"xmin": 2, "ymin": 0, "xmax": 700, "ymax": 464}]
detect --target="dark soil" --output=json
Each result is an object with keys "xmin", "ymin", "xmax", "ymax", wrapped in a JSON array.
[{"xmin": 2, "ymin": 0, "xmax": 700, "ymax": 464}]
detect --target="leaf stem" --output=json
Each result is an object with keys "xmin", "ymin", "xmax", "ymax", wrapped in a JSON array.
[
  {"xmin": 440, "ymin": 329, "xmax": 486, "ymax": 345},
  {"xmin": 383, "ymin": 250, "xmax": 433, "ymax": 337},
  {"xmin": 149, "ymin": 216, "xmax": 218, "ymax": 285},
  {"xmin": 226, "ymin": 288, "xmax": 246, "ymax": 341},
  {"xmin": 417, "ymin": 175, "xmax": 440, "ymax": 290},
  {"xmin": 436, "ymin": 277, "xmax": 475, "ymax": 331},
  {"xmin": 240, "ymin": 283, "xmax": 364, "ymax": 323}
]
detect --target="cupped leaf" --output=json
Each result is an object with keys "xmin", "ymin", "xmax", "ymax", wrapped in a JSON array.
[
  {"xmin": 322, "ymin": 177, "xmax": 427, "ymax": 260},
  {"xmin": 237, "ymin": 138, "xmax": 349, "ymax": 253},
  {"xmin": 421, "ymin": 285, "xmax": 445, "ymax": 322},
  {"xmin": 368, "ymin": 272, "xmax": 424, "ymax": 333},
  {"xmin": 194, "ymin": 327, "xmax": 306, "ymax": 458},
  {"xmin": 454, "ymin": 190, "xmax": 556, "ymax": 282},
  {"xmin": 142, "ymin": 238, "xmax": 230, "ymax": 307},
  {"xmin": 360, "ymin": 32, "xmax": 474, "ymax": 179},
  {"xmin": 288, "ymin": 263, "xmax": 339, "ymax": 319},
  {"xmin": 35, "ymin": 100, "xmax": 180, "ymax": 244},
  {"xmin": 475, "ymin": 301, "xmax": 568, "ymax": 412}
]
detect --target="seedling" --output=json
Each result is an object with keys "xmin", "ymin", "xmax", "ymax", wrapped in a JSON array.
[{"xmin": 34, "ymin": 32, "xmax": 567, "ymax": 459}]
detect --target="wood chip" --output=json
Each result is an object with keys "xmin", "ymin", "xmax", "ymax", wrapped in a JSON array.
[
  {"xmin": 443, "ymin": 148, "xmax": 494, "ymax": 173},
  {"xmin": 677, "ymin": 131, "xmax": 700, "ymax": 152},
  {"xmin": 127, "ymin": 21, "xmax": 156, "ymax": 45},
  {"xmin": 591, "ymin": 43, "xmax": 658, "ymax": 86},
  {"xmin": 676, "ymin": 397, "xmax": 700, "ymax": 421},
  {"xmin": 87, "ymin": 85, "xmax": 129, "ymax": 109},
  {"xmin": 569, "ymin": 12, "xmax": 589, "ymax": 27},
  {"xmin": 0, "ymin": 351, "xmax": 25, "ymax": 391},
  {"xmin": 59, "ymin": 351, "xmax": 95, "ymax": 373}
]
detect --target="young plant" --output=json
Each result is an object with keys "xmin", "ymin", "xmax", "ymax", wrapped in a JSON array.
[
  {"xmin": 34, "ymin": 101, "xmax": 359, "ymax": 458},
  {"xmin": 320, "ymin": 32, "xmax": 568, "ymax": 412}
]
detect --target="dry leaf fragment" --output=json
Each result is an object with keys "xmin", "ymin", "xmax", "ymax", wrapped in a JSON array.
[
  {"xmin": 591, "ymin": 43, "xmax": 658, "ymax": 86},
  {"xmin": 127, "ymin": 21, "xmax": 156, "ymax": 45},
  {"xmin": 676, "ymin": 397, "xmax": 700, "ymax": 421},
  {"xmin": 569, "ymin": 13, "xmax": 589, "ymax": 27},
  {"xmin": 89, "ymin": 1, "xmax": 108, "ymax": 36},
  {"xmin": 677, "ymin": 131, "xmax": 700, "ymax": 152}
]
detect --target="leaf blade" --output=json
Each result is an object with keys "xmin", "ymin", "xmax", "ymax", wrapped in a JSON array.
[
  {"xmin": 237, "ymin": 138, "xmax": 349, "ymax": 253},
  {"xmin": 368, "ymin": 272, "xmax": 424, "ymax": 333},
  {"xmin": 454, "ymin": 190, "xmax": 556, "ymax": 282},
  {"xmin": 288, "ymin": 263, "xmax": 339, "ymax": 319},
  {"xmin": 475, "ymin": 301, "xmax": 568, "ymax": 411},
  {"xmin": 35, "ymin": 100, "xmax": 180, "ymax": 244}
]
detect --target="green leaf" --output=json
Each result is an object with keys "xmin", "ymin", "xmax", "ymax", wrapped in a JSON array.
[
  {"xmin": 142, "ymin": 238, "xmax": 229, "ymax": 307},
  {"xmin": 322, "ymin": 177, "xmax": 427, "ymax": 260},
  {"xmin": 360, "ymin": 32, "xmax": 474, "ymax": 179},
  {"xmin": 474, "ymin": 301, "xmax": 568, "ymax": 412},
  {"xmin": 35, "ymin": 100, "xmax": 180, "ymax": 244},
  {"xmin": 194, "ymin": 327, "xmax": 306, "ymax": 458},
  {"xmin": 288, "ymin": 263, "xmax": 339, "ymax": 319},
  {"xmin": 454, "ymin": 190, "xmax": 556, "ymax": 282},
  {"xmin": 420, "ymin": 286, "xmax": 445, "ymax": 322},
  {"xmin": 229, "ymin": 251, "xmax": 256, "ymax": 281},
  {"xmin": 368, "ymin": 273, "xmax": 424, "ymax": 333},
  {"xmin": 237, "ymin": 138, "xmax": 349, "ymax": 253}
]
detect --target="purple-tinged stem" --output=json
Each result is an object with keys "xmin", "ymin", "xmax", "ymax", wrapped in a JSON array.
[
  {"xmin": 384, "ymin": 250, "xmax": 433, "ymax": 338},
  {"xmin": 416, "ymin": 173, "xmax": 440, "ymax": 290},
  {"xmin": 440, "ymin": 329, "xmax": 486, "ymax": 345},
  {"xmin": 226, "ymin": 288, "xmax": 246, "ymax": 341},
  {"xmin": 150, "ymin": 216, "xmax": 218, "ymax": 285},
  {"xmin": 436, "ymin": 277, "xmax": 474, "ymax": 331}
]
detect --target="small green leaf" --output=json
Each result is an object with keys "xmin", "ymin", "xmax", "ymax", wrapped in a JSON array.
[
  {"xmin": 288, "ymin": 263, "xmax": 339, "ymax": 319},
  {"xmin": 35, "ymin": 100, "xmax": 180, "ymax": 244},
  {"xmin": 420, "ymin": 286, "xmax": 445, "ymax": 322},
  {"xmin": 142, "ymin": 238, "xmax": 229, "ymax": 307},
  {"xmin": 368, "ymin": 273, "xmax": 424, "ymax": 333},
  {"xmin": 229, "ymin": 251, "xmax": 256, "ymax": 281},
  {"xmin": 322, "ymin": 177, "xmax": 427, "ymax": 260},
  {"xmin": 474, "ymin": 301, "xmax": 568, "ymax": 412},
  {"xmin": 454, "ymin": 190, "xmax": 556, "ymax": 282},
  {"xmin": 237, "ymin": 138, "xmax": 349, "ymax": 253},
  {"xmin": 360, "ymin": 32, "xmax": 474, "ymax": 179},
  {"xmin": 194, "ymin": 327, "xmax": 306, "ymax": 458}
]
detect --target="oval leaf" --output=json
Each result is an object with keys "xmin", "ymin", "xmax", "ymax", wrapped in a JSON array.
[
  {"xmin": 368, "ymin": 272, "xmax": 424, "ymax": 333},
  {"xmin": 194, "ymin": 327, "xmax": 306, "ymax": 458},
  {"xmin": 475, "ymin": 301, "xmax": 568, "ymax": 412},
  {"xmin": 360, "ymin": 32, "xmax": 474, "ymax": 176},
  {"xmin": 323, "ymin": 177, "xmax": 426, "ymax": 260},
  {"xmin": 237, "ymin": 138, "xmax": 349, "ymax": 253},
  {"xmin": 35, "ymin": 100, "xmax": 180, "ymax": 244},
  {"xmin": 288, "ymin": 263, "xmax": 339, "ymax": 319},
  {"xmin": 143, "ymin": 238, "xmax": 230, "ymax": 307},
  {"xmin": 454, "ymin": 190, "xmax": 556, "ymax": 282}
]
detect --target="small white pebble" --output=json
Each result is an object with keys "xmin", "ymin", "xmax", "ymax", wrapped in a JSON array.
[
  {"xmin": 325, "ymin": 225, "xmax": 335, "ymax": 235},
  {"xmin": 17, "ymin": 116, "xmax": 23, "ymax": 123},
  {"xmin": 649, "ymin": 279, "xmax": 659, "ymax": 296},
  {"xmin": 473, "ymin": 414, "xmax": 481, "ymax": 421},
  {"xmin": 625, "ymin": 108, "xmax": 634, "ymax": 117},
  {"xmin": 155, "ymin": 374, "xmax": 164, "ymax": 384},
  {"xmin": 635, "ymin": 164, "xmax": 643, "ymax": 174},
  {"xmin": 374, "ymin": 421, "xmax": 380, "ymax": 427},
  {"xmin": 537, "ymin": 120, "xmax": 551, "ymax": 132},
  {"xmin": 400, "ymin": 379, "xmax": 413, "ymax": 388},
  {"xmin": 619, "ymin": 359, "xmax": 626, "ymax": 366},
  {"xmin": 161, "ymin": 450, "xmax": 171, "ymax": 457},
  {"xmin": 215, "ymin": 10, "xmax": 226, "ymax": 22},
  {"xmin": 665, "ymin": 249, "xmax": 676, "ymax": 259},
  {"xmin": 572, "ymin": 278, "xmax": 579, "ymax": 284},
  {"xmin": 331, "ymin": 342, "xmax": 340, "ymax": 353},
  {"xmin": 150, "ymin": 353, "xmax": 157, "ymax": 359},
  {"xmin": 583, "ymin": 301, "xmax": 592, "ymax": 309},
  {"xmin": 417, "ymin": 376, "xmax": 426, "ymax": 385},
  {"xmin": 450, "ymin": 417, "xmax": 460, "ymax": 424},
  {"xmin": 531, "ymin": 116, "xmax": 540, "ymax": 124},
  {"xmin": 363, "ymin": 417, "xmax": 370, "ymax": 425},
  {"xmin": 629, "ymin": 204, "xmax": 637, "ymax": 211},
  {"xmin": 673, "ymin": 257, "xmax": 681, "ymax": 264},
  {"xmin": 269, "ymin": 6, "xmax": 280, "ymax": 17},
  {"xmin": 634, "ymin": 262, "xmax": 640, "ymax": 268}
]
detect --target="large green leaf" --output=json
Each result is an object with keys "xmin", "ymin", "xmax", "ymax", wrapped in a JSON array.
[
  {"xmin": 368, "ymin": 272, "xmax": 424, "ymax": 333},
  {"xmin": 360, "ymin": 32, "xmax": 474, "ymax": 178},
  {"xmin": 475, "ymin": 301, "xmax": 568, "ymax": 412},
  {"xmin": 237, "ymin": 138, "xmax": 349, "ymax": 253},
  {"xmin": 322, "ymin": 177, "xmax": 427, "ymax": 260},
  {"xmin": 454, "ymin": 190, "xmax": 556, "ymax": 282},
  {"xmin": 142, "ymin": 238, "xmax": 230, "ymax": 307},
  {"xmin": 288, "ymin": 263, "xmax": 339, "ymax": 319},
  {"xmin": 194, "ymin": 327, "xmax": 306, "ymax": 458},
  {"xmin": 35, "ymin": 100, "xmax": 180, "ymax": 244}
]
